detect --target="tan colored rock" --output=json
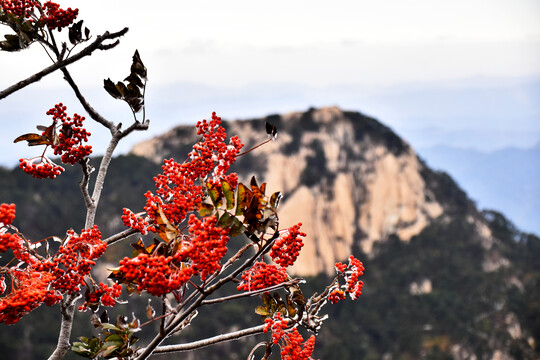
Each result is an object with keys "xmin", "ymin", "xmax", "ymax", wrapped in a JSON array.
[{"xmin": 131, "ymin": 106, "xmax": 445, "ymax": 276}]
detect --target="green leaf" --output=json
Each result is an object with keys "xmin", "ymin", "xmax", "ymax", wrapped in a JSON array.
[
  {"xmin": 206, "ymin": 181, "xmax": 223, "ymax": 208},
  {"xmin": 230, "ymin": 217, "xmax": 246, "ymax": 237},
  {"xmin": 101, "ymin": 323, "xmax": 122, "ymax": 331},
  {"xmin": 270, "ymin": 191, "xmax": 282, "ymax": 210},
  {"xmin": 104, "ymin": 334, "xmax": 124, "ymax": 342},
  {"xmin": 255, "ymin": 305, "xmax": 272, "ymax": 316},
  {"xmin": 217, "ymin": 211, "xmax": 234, "ymax": 229},
  {"xmin": 198, "ymin": 202, "xmax": 215, "ymax": 217},
  {"xmin": 235, "ymin": 183, "xmax": 251, "ymax": 216},
  {"xmin": 221, "ymin": 180, "xmax": 235, "ymax": 210},
  {"xmin": 286, "ymin": 297, "xmax": 297, "ymax": 317}
]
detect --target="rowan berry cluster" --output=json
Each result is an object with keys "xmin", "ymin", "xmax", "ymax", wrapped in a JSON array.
[
  {"xmin": 0, "ymin": 203, "xmax": 16, "ymax": 227},
  {"xmin": 183, "ymin": 214, "xmax": 229, "ymax": 281},
  {"xmin": 0, "ymin": 211, "xmax": 108, "ymax": 324},
  {"xmin": 118, "ymin": 215, "xmax": 229, "ymax": 296},
  {"xmin": 270, "ymin": 223, "xmax": 306, "ymax": 268},
  {"xmin": 0, "ymin": 1, "xmax": 78, "ymax": 30},
  {"xmin": 78, "ymin": 282, "xmax": 122, "ymax": 311},
  {"xmin": 141, "ymin": 112, "xmax": 243, "ymax": 229},
  {"xmin": 17, "ymin": 103, "xmax": 92, "ymax": 178},
  {"xmin": 119, "ymin": 253, "xmax": 194, "ymax": 297},
  {"xmin": 41, "ymin": 1, "xmax": 78, "ymax": 30},
  {"xmin": 49, "ymin": 103, "xmax": 92, "ymax": 165},
  {"xmin": 0, "ymin": 0, "xmax": 39, "ymax": 18},
  {"xmin": 35, "ymin": 226, "xmax": 105, "ymax": 294},
  {"xmin": 279, "ymin": 328, "xmax": 316, "ymax": 360},
  {"xmin": 0, "ymin": 269, "xmax": 62, "ymax": 324},
  {"xmin": 0, "ymin": 204, "xmax": 25, "ymax": 255},
  {"xmin": 19, "ymin": 157, "xmax": 65, "ymax": 178},
  {"xmin": 264, "ymin": 312, "xmax": 289, "ymax": 344},
  {"xmin": 121, "ymin": 208, "xmax": 149, "ymax": 235},
  {"xmin": 237, "ymin": 262, "xmax": 288, "ymax": 292},
  {"xmin": 331, "ymin": 255, "xmax": 365, "ymax": 303},
  {"xmin": 328, "ymin": 289, "xmax": 346, "ymax": 304}
]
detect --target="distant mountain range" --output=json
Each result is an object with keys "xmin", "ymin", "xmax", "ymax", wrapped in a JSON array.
[
  {"xmin": 1, "ymin": 107, "xmax": 538, "ymax": 359},
  {"xmin": 418, "ymin": 143, "xmax": 540, "ymax": 235}
]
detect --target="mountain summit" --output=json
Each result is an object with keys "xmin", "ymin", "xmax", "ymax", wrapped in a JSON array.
[
  {"xmin": 1, "ymin": 107, "xmax": 538, "ymax": 359},
  {"xmin": 128, "ymin": 107, "xmax": 540, "ymax": 358},
  {"xmin": 133, "ymin": 107, "xmax": 498, "ymax": 275}
]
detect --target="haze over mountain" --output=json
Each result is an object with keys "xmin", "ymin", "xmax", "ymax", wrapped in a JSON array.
[{"xmin": 419, "ymin": 143, "xmax": 540, "ymax": 235}]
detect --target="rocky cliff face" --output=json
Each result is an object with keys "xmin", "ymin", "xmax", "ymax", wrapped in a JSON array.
[
  {"xmin": 0, "ymin": 106, "xmax": 534, "ymax": 359},
  {"xmin": 131, "ymin": 107, "xmax": 485, "ymax": 276}
]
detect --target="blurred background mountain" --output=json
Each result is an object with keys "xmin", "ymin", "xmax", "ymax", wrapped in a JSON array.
[
  {"xmin": 419, "ymin": 143, "xmax": 540, "ymax": 235},
  {"xmin": 0, "ymin": 107, "xmax": 538, "ymax": 359}
]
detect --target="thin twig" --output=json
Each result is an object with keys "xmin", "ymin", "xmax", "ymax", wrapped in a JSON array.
[
  {"xmin": 143, "ymin": 324, "xmax": 266, "ymax": 355},
  {"xmin": 103, "ymin": 227, "xmax": 138, "ymax": 246},
  {"xmin": 0, "ymin": 28, "xmax": 129, "ymax": 100},
  {"xmin": 79, "ymin": 159, "xmax": 94, "ymax": 209},
  {"xmin": 61, "ymin": 67, "xmax": 115, "ymax": 131},
  {"xmin": 85, "ymin": 135, "xmax": 119, "ymax": 228},
  {"xmin": 201, "ymin": 279, "xmax": 303, "ymax": 306}
]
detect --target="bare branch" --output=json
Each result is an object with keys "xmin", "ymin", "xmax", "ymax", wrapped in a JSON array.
[
  {"xmin": 61, "ymin": 67, "xmax": 115, "ymax": 131},
  {"xmin": 143, "ymin": 324, "xmax": 266, "ymax": 355},
  {"xmin": 0, "ymin": 27, "xmax": 129, "ymax": 100},
  {"xmin": 104, "ymin": 227, "xmax": 138, "ymax": 246},
  {"xmin": 47, "ymin": 293, "xmax": 81, "ymax": 360},
  {"xmin": 79, "ymin": 158, "xmax": 94, "ymax": 209},
  {"xmin": 118, "ymin": 118, "xmax": 150, "ymax": 140},
  {"xmin": 85, "ymin": 135, "xmax": 119, "ymax": 228},
  {"xmin": 201, "ymin": 279, "xmax": 303, "ymax": 306}
]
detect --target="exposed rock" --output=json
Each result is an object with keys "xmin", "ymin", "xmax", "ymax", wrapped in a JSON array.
[{"xmin": 129, "ymin": 107, "xmax": 500, "ymax": 277}]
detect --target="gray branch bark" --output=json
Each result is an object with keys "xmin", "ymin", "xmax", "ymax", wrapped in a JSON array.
[{"xmin": 0, "ymin": 28, "xmax": 129, "ymax": 100}]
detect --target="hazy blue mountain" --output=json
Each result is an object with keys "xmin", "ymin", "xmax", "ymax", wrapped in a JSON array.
[{"xmin": 418, "ymin": 143, "xmax": 540, "ymax": 235}]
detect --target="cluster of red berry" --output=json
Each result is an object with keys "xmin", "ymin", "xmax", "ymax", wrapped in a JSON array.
[
  {"xmin": 329, "ymin": 255, "xmax": 365, "ymax": 303},
  {"xmin": 237, "ymin": 262, "xmax": 288, "ymax": 292},
  {"xmin": 17, "ymin": 103, "xmax": 92, "ymax": 178},
  {"xmin": 264, "ymin": 312, "xmax": 289, "ymax": 344},
  {"xmin": 262, "ymin": 305, "xmax": 315, "ymax": 360},
  {"xmin": 121, "ymin": 208, "xmax": 149, "ymax": 235},
  {"xmin": 35, "ymin": 226, "xmax": 105, "ymax": 294},
  {"xmin": 118, "ymin": 214, "xmax": 229, "ymax": 296},
  {"xmin": 0, "ymin": 269, "xmax": 62, "ymax": 324},
  {"xmin": 183, "ymin": 214, "xmax": 229, "ymax": 281},
  {"xmin": 142, "ymin": 113, "xmax": 244, "ymax": 229},
  {"xmin": 0, "ymin": 203, "xmax": 19, "ymax": 252},
  {"xmin": 0, "ymin": 205, "xmax": 110, "ymax": 324},
  {"xmin": 48, "ymin": 103, "xmax": 92, "ymax": 165},
  {"xmin": 41, "ymin": 1, "xmax": 78, "ymax": 30},
  {"xmin": 0, "ymin": 1, "xmax": 78, "ymax": 30},
  {"xmin": 280, "ymin": 328, "xmax": 316, "ymax": 360},
  {"xmin": 0, "ymin": 0, "xmax": 39, "ymax": 18},
  {"xmin": 78, "ymin": 282, "xmax": 122, "ymax": 311},
  {"xmin": 270, "ymin": 223, "xmax": 306, "ymax": 268},
  {"xmin": 328, "ymin": 288, "xmax": 346, "ymax": 304},
  {"xmin": 119, "ymin": 253, "xmax": 194, "ymax": 297},
  {"xmin": 19, "ymin": 158, "xmax": 65, "ymax": 179},
  {"xmin": 0, "ymin": 203, "xmax": 16, "ymax": 227}
]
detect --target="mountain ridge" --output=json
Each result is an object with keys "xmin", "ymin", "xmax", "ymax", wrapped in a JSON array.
[
  {"xmin": 132, "ymin": 106, "xmax": 486, "ymax": 275},
  {"xmin": 1, "ymin": 106, "xmax": 538, "ymax": 359}
]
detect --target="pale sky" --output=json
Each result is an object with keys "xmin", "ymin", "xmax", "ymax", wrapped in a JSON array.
[{"xmin": 1, "ymin": 0, "xmax": 540, "ymax": 165}]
